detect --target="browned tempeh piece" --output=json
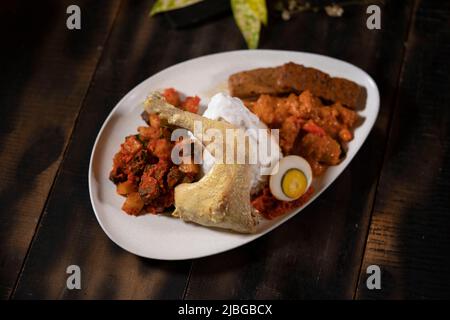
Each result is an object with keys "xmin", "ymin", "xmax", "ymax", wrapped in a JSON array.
[
  {"xmin": 229, "ymin": 62, "xmax": 366, "ymax": 109},
  {"xmin": 278, "ymin": 63, "xmax": 366, "ymax": 109},
  {"xmin": 228, "ymin": 66, "xmax": 285, "ymax": 98}
]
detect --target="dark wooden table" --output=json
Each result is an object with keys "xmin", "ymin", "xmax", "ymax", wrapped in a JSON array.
[{"xmin": 1, "ymin": 0, "xmax": 449, "ymax": 300}]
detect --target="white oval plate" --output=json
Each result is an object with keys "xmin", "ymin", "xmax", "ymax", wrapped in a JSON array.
[{"xmin": 89, "ymin": 50, "xmax": 379, "ymax": 260}]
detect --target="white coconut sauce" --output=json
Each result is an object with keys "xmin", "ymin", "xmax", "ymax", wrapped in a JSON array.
[{"xmin": 198, "ymin": 93, "xmax": 283, "ymax": 194}]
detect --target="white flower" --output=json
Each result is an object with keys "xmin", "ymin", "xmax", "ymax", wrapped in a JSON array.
[{"xmin": 325, "ymin": 4, "xmax": 344, "ymax": 17}]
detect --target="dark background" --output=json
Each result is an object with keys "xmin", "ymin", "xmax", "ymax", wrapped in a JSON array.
[{"xmin": 0, "ymin": 0, "xmax": 449, "ymax": 299}]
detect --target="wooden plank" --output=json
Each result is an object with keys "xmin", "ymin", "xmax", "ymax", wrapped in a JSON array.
[
  {"xmin": 0, "ymin": 1, "xmax": 121, "ymax": 299},
  {"xmin": 184, "ymin": 1, "xmax": 416, "ymax": 299},
  {"xmin": 356, "ymin": 0, "xmax": 450, "ymax": 299},
  {"xmin": 12, "ymin": 0, "xmax": 248, "ymax": 299}
]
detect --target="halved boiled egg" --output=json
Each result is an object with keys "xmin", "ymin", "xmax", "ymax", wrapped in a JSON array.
[{"xmin": 269, "ymin": 155, "xmax": 313, "ymax": 201}]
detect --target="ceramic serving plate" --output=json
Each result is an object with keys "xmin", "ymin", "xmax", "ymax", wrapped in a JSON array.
[{"xmin": 88, "ymin": 50, "xmax": 379, "ymax": 260}]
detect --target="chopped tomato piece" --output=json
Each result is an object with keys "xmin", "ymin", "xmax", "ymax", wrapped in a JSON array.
[
  {"xmin": 162, "ymin": 88, "xmax": 181, "ymax": 107},
  {"xmin": 181, "ymin": 96, "xmax": 200, "ymax": 114},
  {"xmin": 302, "ymin": 120, "xmax": 326, "ymax": 137},
  {"xmin": 148, "ymin": 138, "xmax": 172, "ymax": 160},
  {"xmin": 138, "ymin": 126, "xmax": 160, "ymax": 141}
]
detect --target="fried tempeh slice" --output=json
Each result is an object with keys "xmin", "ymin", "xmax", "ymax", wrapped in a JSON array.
[
  {"xmin": 228, "ymin": 66, "xmax": 283, "ymax": 98},
  {"xmin": 229, "ymin": 62, "xmax": 366, "ymax": 109}
]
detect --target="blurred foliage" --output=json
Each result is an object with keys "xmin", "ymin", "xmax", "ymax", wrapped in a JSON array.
[
  {"xmin": 150, "ymin": 0, "xmax": 267, "ymax": 49},
  {"xmin": 150, "ymin": 0, "xmax": 379, "ymax": 48}
]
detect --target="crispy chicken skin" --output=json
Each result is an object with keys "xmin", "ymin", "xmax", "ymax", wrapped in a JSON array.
[{"xmin": 144, "ymin": 92, "xmax": 259, "ymax": 233}]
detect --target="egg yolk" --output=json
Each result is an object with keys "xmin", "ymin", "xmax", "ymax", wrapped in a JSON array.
[{"xmin": 281, "ymin": 169, "xmax": 308, "ymax": 199}]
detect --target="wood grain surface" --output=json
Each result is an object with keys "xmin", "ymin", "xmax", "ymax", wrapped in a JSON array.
[
  {"xmin": 356, "ymin": 0, "xmax": 450, "ymax": 299},
  {"xmin": 183, "ymin": 0, "xmax": 416, "ymax": 300},
  {"xmin": 0, "ymin": 0, "xmax": 121, "ymax": 299},
  {"xmin": 1, "ymin": 0, "xmax": 448, "ymax": 300},
  {"xmin": 12, "ymin": 0, "xmax": 245, "ymax": 299}
]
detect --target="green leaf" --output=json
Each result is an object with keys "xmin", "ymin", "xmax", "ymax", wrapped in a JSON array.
[
  {"xmin": 247, "ymin": 0, "xmax": 268, "ymax": 25},
  {"xmin": 231, "ymin": 0, "xmax": 262, "ymax": 49},
  {"xmin": 150, "ymin": 0, "xmax": 204, "ymax": 16}
]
